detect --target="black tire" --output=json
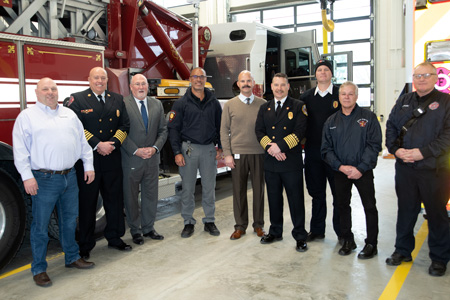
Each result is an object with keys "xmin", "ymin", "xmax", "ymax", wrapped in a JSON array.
[
  {"xmin": 47, "ymin": 194, "xmax": 107, "ymax": 241},
  {"xmin": 0, "ymin": 170, "xmax": 26, "ymax": 271}
]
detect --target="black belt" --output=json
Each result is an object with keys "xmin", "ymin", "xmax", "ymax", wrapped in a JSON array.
[{"xmin": 35, "ymin": 168, "xmax": 72, "ymax": 175}]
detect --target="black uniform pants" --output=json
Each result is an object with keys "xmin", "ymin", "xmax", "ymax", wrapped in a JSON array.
[
  {"xmin": 334, "ymin": 170, "xmax": 378, "ymax": 245},
  {"xmin": 394, "ymin": 163, "xmax": 450, "ymax": 263},
  {"xmin": 304, "ymin": 146, "xmax": 340, "ymax": 237},
  {"xmin": 265, "ymin": 169, "xmax": 307, "ymax": 241},
  {"xmin": 75, "ymin": 161, "xmax": 126, "ymax": 252}
]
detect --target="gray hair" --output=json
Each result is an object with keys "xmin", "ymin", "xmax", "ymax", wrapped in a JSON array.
[{"xmin": 339, "ymin": 81, "xmax": 358, "ymax": 96}]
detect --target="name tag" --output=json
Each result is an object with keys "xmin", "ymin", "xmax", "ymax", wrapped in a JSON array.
[{"xmin": 234, "ymin": 154, "xmax": 240, "ymax": 159}]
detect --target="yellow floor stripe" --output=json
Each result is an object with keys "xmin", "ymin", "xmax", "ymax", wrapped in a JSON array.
[
  {"xmin": 0, "ymin": 252, "xmax": 64, "ymax": 280},
  {"xmin": 379, "ymin": 221, "xmax": 428, "ymax": 300}
]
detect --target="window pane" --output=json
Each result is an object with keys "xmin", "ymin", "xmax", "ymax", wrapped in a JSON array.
[
  {"xmin": 263, "ymin": 7, "xmax": 294, "ymax": 27},
  {"xmin": 296, "ymin": 4, "xmax": 322, "ymax": 24},
  {"xmin": 232, "ymin": 11, "xmax": 260, "ymax": 23},
  {"xmin": 357, "ymin": 87, "xmax": 371, "ymax": 107},
  {"xmin": 354, "ymin": 65, "xmax": 371, "ymax": 85},
  {"xmin": 333, "ymin": 20, "xmax": 370, "ymax": 42},
  {"xmin": 279, "ymin": 27, "xmax": 295, "ymax": 33},
  {"xmin": 298, "ymin": 25, "xmax": 324, "ymax": 43},
  {"xmin": 333, "ymin": 0, "xmax": 371, "ymax": 19},
  {"xmin": 333, "ymin": 43, "xmax": 371, "ymax": 62}
]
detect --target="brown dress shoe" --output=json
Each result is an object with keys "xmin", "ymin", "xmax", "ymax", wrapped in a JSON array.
[
  {"xmin": 33, "ymin": 272, "xmax": 52, "ymax": 287},
  {"xmin": 254, "ymin": 227, "xmax": 265, "ymax": 237},
  {"xmin": 230, "ymin": 229, "xmax": 246, "ymax": 240},
  {"xmin": 65, "ymin": 258, "xmax": 95, "ymax": 269}
]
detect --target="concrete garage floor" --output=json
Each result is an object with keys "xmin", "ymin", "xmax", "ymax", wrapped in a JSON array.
[{"xmin": 0, "ymin": 158, "xmax": 449, "ymax": 299}]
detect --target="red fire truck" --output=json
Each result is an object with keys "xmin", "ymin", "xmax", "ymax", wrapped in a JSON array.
[{"xmin": 0, "ymin": 0, "xmax": 211, "ymax": 270}]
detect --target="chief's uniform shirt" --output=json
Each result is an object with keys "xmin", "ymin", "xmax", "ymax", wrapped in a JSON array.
[
  {"xmin": 255, "ymin": 96, "xmax": 307, "ymax": 172},
  {"xmin": 67, "ymin": 88, "xmax": 129, "ymax": 172},
  {"xmin": 13, "ymin": 101, "xmax": 94, "ymax": 181}
]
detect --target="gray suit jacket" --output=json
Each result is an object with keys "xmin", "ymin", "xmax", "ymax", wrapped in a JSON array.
[{"xmin": 121, "ymin": 95, "xmax": 168, "ymax": 168}]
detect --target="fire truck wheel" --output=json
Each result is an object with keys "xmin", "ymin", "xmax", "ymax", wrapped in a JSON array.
[
  {"xmin": 0, "ymin": 172, "xmax": 27, "ymax": 271},
  {"xmin": 47, "ymin": 194, "xmax": 107, "ymax": 241}
]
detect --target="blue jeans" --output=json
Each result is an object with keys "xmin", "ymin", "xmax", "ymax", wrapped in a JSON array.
[{"xmin": 30, "ymin": 168, "xmax": 80, "ymax": 275}]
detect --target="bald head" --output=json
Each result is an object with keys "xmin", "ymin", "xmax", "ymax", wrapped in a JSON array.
[
  {"xmin": 88, "ymin": 67, "xmax": 108, "ymax": 95},
  {"xmin": 189, "ymin": 67, "xmax": 207, "ymax": 94},
  {"xmin": 237, "ymin": 70, "xmax": 254, "ymax": 97},
  {"xmin": 35, "ymin": 77, "xmax": 58, "ymax": 110},
  {"xmin": 130, "ymin": 74, "xmax": 149, "ymax": 100}
]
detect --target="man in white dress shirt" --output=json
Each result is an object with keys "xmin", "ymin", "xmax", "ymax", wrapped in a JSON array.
[{"xmin": 13, "ymin": 78, "xmax": 95, "ymax": 287}]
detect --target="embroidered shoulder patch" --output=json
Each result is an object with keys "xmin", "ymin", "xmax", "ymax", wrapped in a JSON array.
[
  {"xmin": 302, "ymin": 104, "xmax": 308, "ymax": 116},
  {"xmin": 66, "ymin": 96, "xmax": 74, "ymax": 107},
  {"xmin": 168, "ymin": 110, "xmax": 176, "ymax": 122}
]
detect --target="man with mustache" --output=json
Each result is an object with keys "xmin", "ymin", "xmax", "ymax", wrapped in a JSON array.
[{"xmin": 220, "ymin": 70, "xmax": 266, "ymax": 240}]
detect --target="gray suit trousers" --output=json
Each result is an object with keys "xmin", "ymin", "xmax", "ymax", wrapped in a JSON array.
[{"xmin": 123, "ymin": 157, "xmax": 159, "ymax": 235}]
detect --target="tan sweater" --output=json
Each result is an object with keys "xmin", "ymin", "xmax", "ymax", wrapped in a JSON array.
[{"xmin": 220, "ymin": 95, "xmax": 266, "ymax": 156}]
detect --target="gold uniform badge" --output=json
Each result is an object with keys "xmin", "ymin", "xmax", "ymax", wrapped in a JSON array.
[
  {"xmin": 288, "ymin": 112, "xmax": 293, "ymax": 120},
  {"xmin": 116, "ymin": 109, "xmax": 120, "ymax": 117},
  {"xmin": 333, "ymin": 101, "xmax": 339, "ymax": 109}
]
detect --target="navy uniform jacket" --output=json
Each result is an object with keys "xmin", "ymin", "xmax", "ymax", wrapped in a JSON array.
[
  {"xmin": 385, "ymin": 89, "xmax": 450, "ymax": 170},
  {"xmin": 168, "ymin": 87, "xmax": 222, "ymax": 155},
  {"xmin": 67, "ymin": 88, "xmax": 130, "ymax": 172},
  {"xmin": 255, "ymin": 96, "xmax": 307, "ymax": 172},
  {"xmin": 321, "ymin": 104, "xmax": 382, "ymax": 174}
]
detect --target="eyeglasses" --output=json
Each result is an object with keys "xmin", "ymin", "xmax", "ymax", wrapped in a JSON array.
[
  {"xmin": 190, "ymin": 75, "xmax": 207, "ymax": 80},
  {"xmin": 412, "ymin": 73, "xmax": 436, "ymax": 79}
]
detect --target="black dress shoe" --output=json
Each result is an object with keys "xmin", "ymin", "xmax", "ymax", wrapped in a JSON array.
[
  {"xmin": 132, "ymin": 234, "xmax": 144, "ymax": 245},
  {"xmin": 338, "ymin": 240, "xmax": 357, "ymax": 256},
  {"xmin": 108, "ymin": 241, "xmax": 132, "ymax": 251},
  {"xmin": 296, "ymin": 240, "xmax": 308, "ymax": 252},
  {"xmin": 429, "ymin": 261, "xmax": 447, "ymax": 277},
  {"xmin": 181, "ymin": 224, "xmax": 195, "ymax": 238},
  {"xmin": 143, "ymin": 230, "xmax": 164, "ymax": 240},
  {"xmin": 260, "ymin": 234, "xmax": 283, "ymax": 244},
  {"xmin": 358, "ymin": 244, "xmax": 377, "ymax": 259},
  {"xmin": 386, "ymin": 251, "xmax": 412, "ymax": 266},
  {"xmin": 79, "ymin": 250, "xmax": 90, "ymax": 260},
  {"xmin": 306, "ymin": 232, "xmax": 325, "ymax": 242}
]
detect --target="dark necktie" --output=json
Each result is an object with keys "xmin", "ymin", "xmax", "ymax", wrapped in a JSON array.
[
  {"xmin": 98, "ymin": 95, "xmax": 104, "ymax": 106},
  {"xmin": 246, "ymin": 97, "xmax": 250, "ymax": 105},
  {"xmin": 276, "ymin": 100, "xmax": 282, "ymax": 116},
  {"xmin": 140, "ymin": 100, "xmax": 148, "ymax": 133}
]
